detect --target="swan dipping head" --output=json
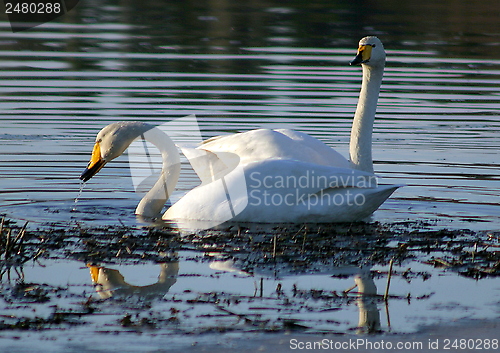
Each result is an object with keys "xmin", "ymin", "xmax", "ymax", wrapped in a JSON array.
[
  {"xmin": 80, "ymin": 122, "xmax": 153, "ymax": 182},
  {"xmin": 350, "ymin": 36, "xmax": 385, "ymax": 68}
]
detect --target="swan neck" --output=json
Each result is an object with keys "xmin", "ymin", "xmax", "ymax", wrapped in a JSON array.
[
  {"xmin": 134, "ymin": 127, "xmax": 181, "ymax": 218},
  {"xmin": 349, "ymin": 64, "xmax": 384, "ymax": 174}
]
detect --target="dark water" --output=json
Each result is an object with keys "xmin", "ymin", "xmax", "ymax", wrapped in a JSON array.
[
  {"xmin": 0, "ymin": 0, "xmax": 499, "ymax": 229},
  {"xmin": 0, "ymin": 2, "xmax": 499, "ymax": 350}
]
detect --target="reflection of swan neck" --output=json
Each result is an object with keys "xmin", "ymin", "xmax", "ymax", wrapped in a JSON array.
[
  {"xmin": 354, "ymin": 271, "xmax": 381, "ymax": 334},
  {"xmin": 349, "ymin": 63, "xmax": 384, "ymax": 174},
  {"xmin": 158, "ymin": 262, "xmax": 180, "ymax": 283},
  {"xmin": 354, "ymin": 271, "xmax": 377, "ymax": 295},
  {"xmin": 135, "ymin": 127, "xmax": 181, "ymax": 218}
]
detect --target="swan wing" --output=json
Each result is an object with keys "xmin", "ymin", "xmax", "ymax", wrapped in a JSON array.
[
  {"xmin": 180, "ymin": 128, "xmax": 350, "ymax": 185},
  {"xmin": 179, "ymin": 146, "xmax": 240, "ymax": 184},
  {"xmin": 200, "ymin": 129, "xmax": 351, "ymax": 168},
  {"xmin": 274, "ymin": 129, "xmax": 350, "ymax": 167}
]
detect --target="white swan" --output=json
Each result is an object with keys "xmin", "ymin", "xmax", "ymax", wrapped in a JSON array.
[{"xmin": 80, "ymin": 36, "xmax": 399, "ymax": 228}]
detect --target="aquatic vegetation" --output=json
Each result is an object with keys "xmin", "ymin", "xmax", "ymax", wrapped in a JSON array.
[{"xmin": 0, "ymin": 217, "xmax": 498, "ymax": 338}]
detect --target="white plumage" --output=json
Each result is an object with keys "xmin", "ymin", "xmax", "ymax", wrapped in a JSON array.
[{"xmin": 80, "ymin": 36, "xmax": 399, "ymax": 229}]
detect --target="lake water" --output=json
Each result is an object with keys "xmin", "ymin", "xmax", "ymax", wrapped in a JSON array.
[
  {"xmin": 0, "ymin": 2, "xmax": 499, "ymax": 230},
  {"xmin": 0, "ymin": 0, "xmax": 499, "ymax": 351}
]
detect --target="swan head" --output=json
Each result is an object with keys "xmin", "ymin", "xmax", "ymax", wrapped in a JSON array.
[
  {"xmin": 350, "ymin": 36, "xmax": 385, "ymax": 68},
  {"xmin": 80, "ymin": 121, "xmax": 153, "ymax": 182}
]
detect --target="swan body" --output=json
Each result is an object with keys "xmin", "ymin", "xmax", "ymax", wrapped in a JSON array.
[
  {"xmin": 165, "ymin": 158, "xmax": 396, "ymax": 224},
  {"xmin": 80, "ymin": 36, "xmax": 399, "ymax": 228}
]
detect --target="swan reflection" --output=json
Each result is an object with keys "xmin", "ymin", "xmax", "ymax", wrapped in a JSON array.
[
  {"xmin": 88, "ymin": 261, "xmax": 179, "ymax": 300},
  {"xmin": 209, "ymin": 256, "xmax": 381, "ymax": 333},
  {"xmin": 354, "ymin": 271, "xmax": 381, "ymax": 334},
  {"xmin": 86, "ymin": 251, "xmax": 385, "ymax": 333}
]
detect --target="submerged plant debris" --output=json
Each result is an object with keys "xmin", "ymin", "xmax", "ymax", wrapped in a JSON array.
[
  {"xmin": 16, "ymin": 219, "xmax": 496, "ymax": 278},
  {"xmin": 0, "ymin": 216, "xmax": 499, "ymax": 336}
]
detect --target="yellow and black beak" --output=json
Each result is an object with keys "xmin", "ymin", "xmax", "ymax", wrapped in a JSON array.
[
  {"xmin": 350, "ymin": 44, "xmax": 373, "ymax": 65},
  {"xmin": 80, "ymin": 142, "xmax": 106, "ymax": 182}
]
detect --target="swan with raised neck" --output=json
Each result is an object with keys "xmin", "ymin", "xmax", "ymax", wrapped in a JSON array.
[{"xmin": 349, "ymin": 36, "xmax": 386, "ymax": 174}]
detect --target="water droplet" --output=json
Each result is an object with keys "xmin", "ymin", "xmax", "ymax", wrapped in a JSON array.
[{"xmin": 72, "ymin": 181, "xmax": 86, "ymax": 212}]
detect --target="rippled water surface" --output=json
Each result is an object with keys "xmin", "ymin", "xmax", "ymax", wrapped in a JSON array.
[
  {"xmin": 0, "ymin": 30, "xmax": 499, "ymax": 229},
  {"xmin": 0, "ymin": 0, "xmax": 499, "ymax": 351}
]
